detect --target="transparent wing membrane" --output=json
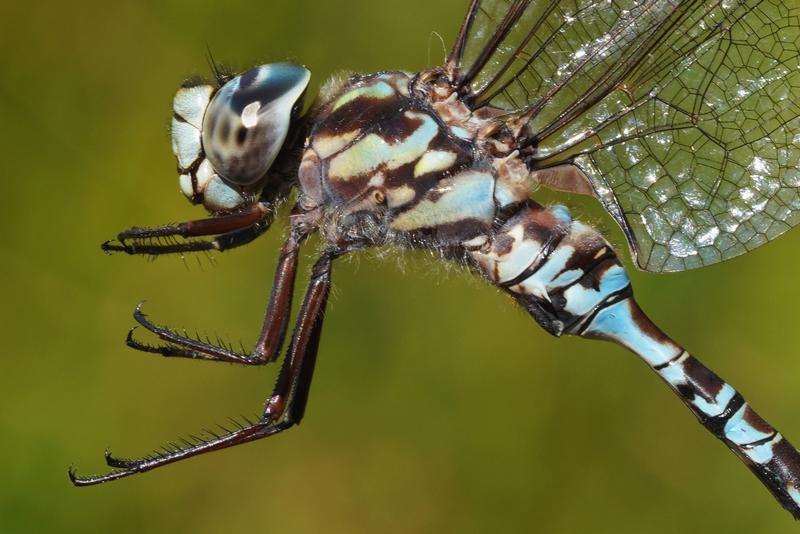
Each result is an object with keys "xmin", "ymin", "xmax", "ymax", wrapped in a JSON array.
[{"xmin": 448, "ymin": 0, "xmax": 800, "ymax": 271}]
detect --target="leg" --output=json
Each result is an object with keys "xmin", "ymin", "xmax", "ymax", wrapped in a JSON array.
[
  {"xmin": 127, "ymin": 231, "xmax": 304, "ymax": 365},
  {"xmin": 101, "ymin": 202, "xmax": 271, "ymax": 256},
  {"xmin": 69, "ymin": 251, "xmax": 336, "ymax": 486}
]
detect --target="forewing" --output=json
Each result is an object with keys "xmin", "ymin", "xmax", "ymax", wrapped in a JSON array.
[{"xmin": 447, "ymin": 0, "xmax": 800, "ymax": 272}]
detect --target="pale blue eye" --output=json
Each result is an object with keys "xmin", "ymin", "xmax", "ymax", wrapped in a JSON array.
[{"xmin": 202, "ymin": 63, "xmax": 311, "ymax": 186}]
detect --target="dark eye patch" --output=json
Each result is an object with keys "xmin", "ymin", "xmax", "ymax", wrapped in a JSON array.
[
  {"xmin": 219, "ymin": 121, "xmax": 230, "ymax": 142},
  {"xmin": 239, "ymin": 68, "xmax": 259, "ymax": 90},
  {"xmin": 236, "ymin": 126, "xmax": 248, "ymax": 145},
  {"xmin": 229, "ymin": 65, "xmax": 306, "ymax": 113}
]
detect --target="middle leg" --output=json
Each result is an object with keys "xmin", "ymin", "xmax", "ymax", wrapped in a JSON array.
[{"xmin": 127, "ymin": 230, "xmax": 306, "ymax": 365}]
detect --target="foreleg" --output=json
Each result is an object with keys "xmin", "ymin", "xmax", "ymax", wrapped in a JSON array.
[{"xmin": 102, "ymin": 202, "xmax": 271, "ymax": 256}]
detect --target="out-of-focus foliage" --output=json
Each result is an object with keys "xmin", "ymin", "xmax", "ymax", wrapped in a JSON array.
[{"xmin": 2, "ymin": 1, "xmax": 800, "ymax": 532}]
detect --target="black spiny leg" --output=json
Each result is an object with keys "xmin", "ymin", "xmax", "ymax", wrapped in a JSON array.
[
  {"xmin": 127, "ymin": 232, "xmax": 305, "ymax": 365},
  {"xmin": 69, "ymin": 251, "xmax": 336, "ymax": 486},
  {"xmin": 101, "ymin": 202, "xmax": 271, "ymax": 256}
]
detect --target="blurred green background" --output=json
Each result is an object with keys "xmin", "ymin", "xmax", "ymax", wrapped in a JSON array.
[{"xmin": 3, "ymin": 1, "xmax": 800, "ymax": 532}]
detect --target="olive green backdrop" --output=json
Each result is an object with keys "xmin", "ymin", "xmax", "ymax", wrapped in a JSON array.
[{"xmin": 3, "ymin": 1, "xmax": 800, "ymax": 532}]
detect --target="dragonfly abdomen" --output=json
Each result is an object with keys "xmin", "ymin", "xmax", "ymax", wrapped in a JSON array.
[
  {"xmin": 471, "ymin": 200, "xmax": 800, "ymax": 516},
  {"xmin": 470, "ymin": 200, "xmax": 631, "ymax": 337},
  {"xmin": 583, "ymin": 298, "xmax": 800, "ymax": 515}
]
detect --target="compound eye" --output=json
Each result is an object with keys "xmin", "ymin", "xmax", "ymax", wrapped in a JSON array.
[{"xmin": 202, "ymin": 63, "xmax": 310, "ymax": 185}]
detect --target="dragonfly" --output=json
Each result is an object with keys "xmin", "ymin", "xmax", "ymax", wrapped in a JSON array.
[{"xmin": 70, "ymin": 0, "xmax": 800, "ymax": 518}]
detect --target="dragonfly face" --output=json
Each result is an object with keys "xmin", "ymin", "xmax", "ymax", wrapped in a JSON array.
[
  {"xmin": 74, "ymin": 0, "xmax": 800, "ymax": 521},
  {"xmin": 171, "ymin": 63, "xmax": 310, "ymax": 213}
]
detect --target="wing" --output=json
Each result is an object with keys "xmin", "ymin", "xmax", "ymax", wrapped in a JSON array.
[{"xmin": 446, "ymin": 0, "xmax": 800, "ymax": 272}]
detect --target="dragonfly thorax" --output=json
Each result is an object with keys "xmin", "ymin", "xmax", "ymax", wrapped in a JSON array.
[{"xmin": 298, "ymin": 70, "xmax": 535, "ymax": 249}]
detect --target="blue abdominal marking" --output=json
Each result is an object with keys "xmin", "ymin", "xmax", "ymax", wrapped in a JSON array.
[
  {"xmin": 583, "ymin": 300, "xmax": 681, "ymax": 367},
  {"xmin": 562, "ymin": 264, "xmax": 629, "ymax": 317},
  {"xmin": 724, "ymin": 404, "xmax": 774, "ymax": 446},
  {"xmin": 744, "ymin": 434, "xmax": 783, "ymax": 464}
]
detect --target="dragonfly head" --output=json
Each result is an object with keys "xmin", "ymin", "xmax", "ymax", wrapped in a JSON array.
[{"xmin": 170, "ymin": 63, "xmax": 311, "ymax": 213}]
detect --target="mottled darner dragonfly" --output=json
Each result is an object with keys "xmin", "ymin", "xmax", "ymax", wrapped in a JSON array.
[{"xmin": 70, "ymin": 0, "xmax": 800, "ymax": 518}]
